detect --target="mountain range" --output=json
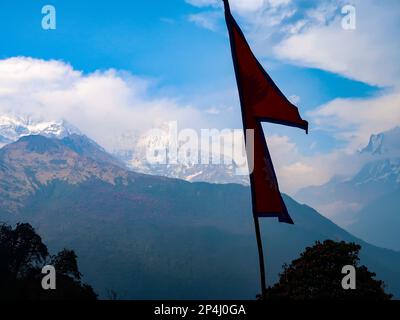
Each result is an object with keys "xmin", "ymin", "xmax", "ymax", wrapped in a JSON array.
[
  {"xmin": 0, "ymin": 130, "xmax": 399, "ymax": 299},
  {"xmin": 0, "ymin": 115, "xmax": 248, "ymax": 185},
  {"xmin": 2, "ymin": 115, "xmax": 399, "ymax": 251},
  {"xmin": 112, "ymin": 133, "xmax": 249, "ymax": 186},
  {"xmin": 296, "ymin": 127, "xmax": 400, "ymax": 251}
]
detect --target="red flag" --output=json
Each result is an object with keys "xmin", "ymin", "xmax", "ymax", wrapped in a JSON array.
[{"xmin": 223, "ymin": 0, "xmax": 308, "ymax": 224}]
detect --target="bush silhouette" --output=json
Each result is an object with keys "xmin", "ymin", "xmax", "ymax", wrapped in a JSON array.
[
  {"xmin": 262, "ymin": 240, "xmax": 392, "ymax": 300},
  {"xmin": 0, "ymin": 223, "xmax": 97, "ymax": 300}
]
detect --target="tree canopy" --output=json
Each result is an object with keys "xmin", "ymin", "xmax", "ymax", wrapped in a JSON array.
[
  {"xmin": 0, "ymin": 223, "xmax": 97, "ymax": 300},
  {"xmin": 263, "ymin": 240, "xmax": 392, "ymax": 300}
]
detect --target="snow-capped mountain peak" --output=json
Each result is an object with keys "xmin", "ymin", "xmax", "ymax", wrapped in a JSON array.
[
  {"xmin": 0, "ymin": 114, "xmax": 249, "ymax": 185},
  {"xmin": 361, "ymin": 126, "xmax": 400, "ymax": 156},
  {"xmin": 111, "ymin": 128, "xmax": 250, "ymax": 185},
  {"xmin": 0, "ymin": 114, "xmax": 81, "ymax": 147}
]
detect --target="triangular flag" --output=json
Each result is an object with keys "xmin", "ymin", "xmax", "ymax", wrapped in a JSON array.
[{"xmin": 223, "ymin": 0, "xmax": 308, "ymax": 224}]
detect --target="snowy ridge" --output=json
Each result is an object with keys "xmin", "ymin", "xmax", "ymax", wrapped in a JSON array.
[
  {"xmin": 0, "ymin": 114, "xmax": 81, "ymax": 147},
  {"xmin": 0, "ymin": 114, "xmax": 249, "ymax": 185},
  {"xmin": 361, "ymin": 126, "xmax": 400, "ymax": 156},
  {"xmin": 111, "ymin": 129, "xmax": 250, "ymax": 185}
]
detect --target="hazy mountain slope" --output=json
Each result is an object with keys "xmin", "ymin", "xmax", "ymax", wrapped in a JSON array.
[
  {"xmin": 349, "ymin": 189, "xmax": 400, "ymax": 251},
  {"xmin": 0, "ymin": 135, "xmax": 399, "ymax": 299},
  {"xmin": 296, "ymin": 158, "xmax": 400, "ymax": 225},
  {"xmin": 296, "ymin": 127, "xmax": 400, "ymax": 250}
]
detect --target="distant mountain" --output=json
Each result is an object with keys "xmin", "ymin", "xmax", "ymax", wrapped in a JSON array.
[
  {"xmin": 361, "ymin": 126, "xmax": 400, "ymax": 156},
  {"xmin": 0, "ymin": 114, "xmax": 248, "ymax": 185},
  {"xmin": 111, "ymin": 129, "xmax": 249, "ymax": 185},
  {"xmin": 296, "ymin": 158, "xmax": 400, "ymax": 223},
  {"xmin": 0, "ymin": 135, "xmax": 399, "ymax": 299},
  {"xmin": 296, "ymin": 127, "xmax": 400, "ymax": 250}
]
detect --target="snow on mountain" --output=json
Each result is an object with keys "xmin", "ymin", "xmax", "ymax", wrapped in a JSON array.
[
  {"xmin": 352, "ymin": 158, "xmax": 400, "ymax": 186},
  {"xmin": 361, "ymin": 126, "xmax": 400, "ymax": 156},
  {"xmin": 0, "ymin": 114, "xmax": 81, "ymax": 147},
  {"xmin": 111, "ymin": 129, "xmax": 250, "ymax": 185},
  {"xmin": 355, "ymin": 126, "xmax": 400, "ymax": 186},
  {"xmin": 0, "ymin": 114, "xmax": 249, "ymax": 185}
]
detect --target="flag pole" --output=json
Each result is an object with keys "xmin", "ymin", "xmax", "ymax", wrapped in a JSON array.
[
  {"xmin": 253, "ymin": 214, "xmax": 267, "ymax": 297},
  {"xmin": 222, "ymin": 0, "xmax": 267, "ymax": 298},
  {"xmin": 222, "ymin": 0, "xmax": 308, "ymax": 299}
]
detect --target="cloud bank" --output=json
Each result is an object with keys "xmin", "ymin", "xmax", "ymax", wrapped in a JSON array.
[{"xmin": 0, "ymin": 57, "xmax": 221, "ymax": 151}]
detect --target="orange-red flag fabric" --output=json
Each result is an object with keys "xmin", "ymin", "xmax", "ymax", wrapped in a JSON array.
[{"xmin": 223, "ymin": 0, "xmax": 308, "ymax": 224}]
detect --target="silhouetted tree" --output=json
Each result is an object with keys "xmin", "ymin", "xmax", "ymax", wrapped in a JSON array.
[
  {"xmin": 261, "ymin": 240, "xmax": 392, "ymax": 300},
  {"xmin": 0, "ymin": 223, "xmax": 97, "ymax": 300},
  {"xmin": 52, "ymin": 249, "xmax": 82, "ymax": 281}
]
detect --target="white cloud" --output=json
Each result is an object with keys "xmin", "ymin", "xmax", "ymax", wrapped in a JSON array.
[
  {"xmin": 310, "ymin": 92, "xmax": 400, "ymax": 150},
  {"xmin": 229, "ymin": 0, "xmax": 264, "ymax": 12},
  {"xmin": 186, "ymin": 0, "xmax": 264, "ymax": 12},
  {"xmin": 187, "ymin": 0, "xmax": 400, "ymax": 89},
  {"xmin": 264, "ymin": 133, "xmax": 372, "ymax": 195},
  {"xmin": 266, "ymin": 135, "xmax": 328, "ymax": 193},
  {"xmin": 188, "ymin": 12, "xmax": 221, "ymax": 31},
  {"xmin": 263, "ymin": 92, "xmax": 400, "ymax": 195},
  {"xmin": 313, "ymin": 201, "xmax": 362, "ymax": 227},
  {"xmin": 186, "ymin": 0, "xmax": 293, "ymax": 13},
  {"xmin": 0, "ymin": 57, "xmax": 218, "ymax": 151},
  {"xmin": 274, "ymin": 0, "xmax": 400, "ymax": 88},
  {"xmin": 205, "ymin": 107, "xmax": 221, "ymax": 115},
  {"xmin": 184, "ymin": 0, "xmax": 400, "ymax": 188},
  {"xmin": 281, "ymin": 162, "xmax": 314, "ymax": 177}
]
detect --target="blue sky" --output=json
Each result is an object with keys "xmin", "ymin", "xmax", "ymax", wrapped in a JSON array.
[
  {"xmin": 0, "ymin": 0, "xmax": 378, "ymax": 102},
  {"xmin": 0, "ymin": 0, "xmax": 399, "ymax": 195}
]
